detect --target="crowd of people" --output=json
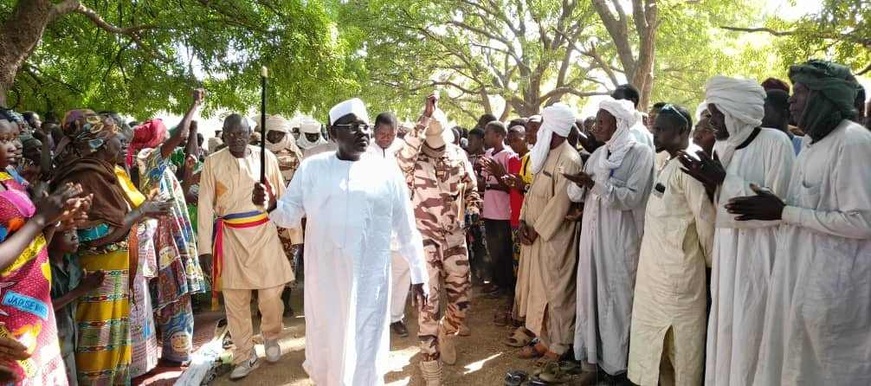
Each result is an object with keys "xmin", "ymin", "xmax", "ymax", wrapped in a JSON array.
[{"xmin": 0, "ymin": 57, "xmax": 868, "ymax": 386}]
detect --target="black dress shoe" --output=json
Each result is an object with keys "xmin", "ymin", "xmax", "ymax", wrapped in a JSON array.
[{"xmin": 391, "ymin": 321, "xmax": 409, "ymax": 337}]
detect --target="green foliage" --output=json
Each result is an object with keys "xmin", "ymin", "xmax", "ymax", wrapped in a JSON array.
[
  {"xmin": 765, "ymin": 0, "xmax": 870, "ymax": 76},
  {"xmin": 4, "ymin": 0, "xmax": 358, "ymax": 121},
  {"xmin": 336, "ymin": 0, "xmax": 605, "ymax": 125},
  {"xmin": 651, "ymin": 0, "xmax": 784, "ymax": 109},
  {"xmin": 6, "ymin": 0, "xmax": 856, "ymax": 127},
  {"xmin": 337, "ymin": 0, "xmax": 785, "ymax": 125}
]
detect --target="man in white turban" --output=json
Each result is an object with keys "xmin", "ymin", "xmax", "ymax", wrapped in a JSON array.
[
  {"xmin": 267, "ymin": 98, "xmax": 428, "ymax": 385},
  {"xmin": 677, "ymin": 75, "xmax": 794, "ymax": 386},
  {"xmin": 513, "ymin": 103, "xmax": 583, "ymax": 368},
  {"xmin": 611, "ymin": 84, "xmax": 655, "ymax": 150},
  {"xmin": 263, "ymin": 114, "xmax": 305, "ymax": 315},
  {"xmin": 567, "ymin": 97, "xmax": 655, "ymax": 381},
  {"xmin": 296, "ymin": 117, "xmax": 328, "ymax": 154},
  {"xmin": 394, "ymin": 94, "xmax": 481, "ymax": 385},
  {"xmin": 734, "ymin": 60, "xmax": 871, "ymax": 386}
]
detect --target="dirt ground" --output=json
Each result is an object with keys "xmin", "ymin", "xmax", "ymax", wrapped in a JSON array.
[{"xmin": 206, "ymin": 286, "xmax": 605, "ymax": 386}]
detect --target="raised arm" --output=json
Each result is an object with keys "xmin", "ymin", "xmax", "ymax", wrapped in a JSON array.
[
  {"xmin": 160, "ymin": 89, "xmax": 204, "ymax": 160},
  {"xmin": 396, "ymin": 94, "xmax": 439, "ymax": 183}
]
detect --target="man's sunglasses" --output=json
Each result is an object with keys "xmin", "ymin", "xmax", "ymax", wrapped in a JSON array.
[{"xmin": 660, "ymin": 104, "xmax": 689, "ymax": 125}]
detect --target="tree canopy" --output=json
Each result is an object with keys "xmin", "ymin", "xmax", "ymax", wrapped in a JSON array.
[
  {"xmin": 0, "ymin": 0, "xmax": 360, "ymax": 120},
  {"xmin": 726, "ymin": 0, "xmax": 869, "ymax": 79},
  {"xmin": 1, "ymin": 0, "xmax": 866, "ymax": 125}
]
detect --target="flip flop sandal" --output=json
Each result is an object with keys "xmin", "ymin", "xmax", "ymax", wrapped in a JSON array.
[
  {"xmin": 504, "ymin": 370, "xmax": 529, "ymax": 386},
  {"xmin": 503, "ymin": 327, "xmax": 535, "ymax": 347}
]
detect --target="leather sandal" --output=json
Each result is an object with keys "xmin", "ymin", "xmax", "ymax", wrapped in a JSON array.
[{"xmin": 504, "ymin": 327, "xmax": 535, "ymax": 347}]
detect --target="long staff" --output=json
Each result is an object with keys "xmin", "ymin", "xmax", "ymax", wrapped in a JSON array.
[{"xmin": 260, "ymin": 66, "xmax": 268, "ymax": 183}]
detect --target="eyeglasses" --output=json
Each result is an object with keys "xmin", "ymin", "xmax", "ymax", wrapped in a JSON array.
[
  {"xmin": 660, "ymin": 104, "xmax": 689, "ymax": 125},
  {"xmin": 333, "ymin": 122, "xmax": 371, "ymax": 134}
]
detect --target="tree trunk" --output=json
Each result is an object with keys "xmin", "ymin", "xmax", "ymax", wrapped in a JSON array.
[
  {"xmin": 593, "ymin": 0, "xmax": 659, "ymax": 111},
  {"xmin": 631, "ymin": 0, "xmax": 657, "ymax": 110},
  {"xmin": 0, "ymin": 0, "xmax": 56, "ymax": 108}
]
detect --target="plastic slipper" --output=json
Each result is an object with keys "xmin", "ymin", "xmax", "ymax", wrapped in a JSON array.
[{"xmin": 504, "ymin": 370, "xmax": 529, "ymax": 386}]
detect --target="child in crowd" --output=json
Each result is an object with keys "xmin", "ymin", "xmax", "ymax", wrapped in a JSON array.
[{"xmin": 49, "ymin": 229, "xmax": 105, "ymax": 385}]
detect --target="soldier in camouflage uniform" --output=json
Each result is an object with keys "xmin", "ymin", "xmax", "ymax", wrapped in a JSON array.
[{"xmin": 396, "ymin": 95, "xmax": 481, "ymax": 385}]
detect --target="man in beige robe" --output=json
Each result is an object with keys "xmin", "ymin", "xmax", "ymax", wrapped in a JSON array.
[
  {"xmin": 197, "ymin": 114, "xmax": 294, "ymax": 380},
  {"xmin": 518, "ymin": 103, "xmax": 583, "ymax": 358},
  {"xmin": 628, "ymin": 104, "xmax": 715, "ymax": 386}
]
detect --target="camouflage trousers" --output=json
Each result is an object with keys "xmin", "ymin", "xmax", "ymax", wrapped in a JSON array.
[{"xmin": 418, "ymin": 232, "xmax": 471, "ymax": 358}]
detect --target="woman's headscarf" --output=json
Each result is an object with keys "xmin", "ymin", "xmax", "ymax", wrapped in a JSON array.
[
  {"xmin": 788, "ymin": 59, "xmax": 860, "ymax": 142},
  {"xmin": 62, "ymin": 109, "xmax": 97, "ymax": 137},
  {"xmin": 705, "ymin": 75, "xmax": 766, "ymax": 167},
  {"xmin": 530, "ymin": 103, "xmax": 575, "ymax": 174},
  {"xmin": 596, "ymin": 97, "xmax": 639, "ymax": 175},
  {"xmin": 127, "ymin": 119, "xmax": 167, "ymax": 167},
  {"xmin": 52, "ymin": 121, "xmax": 130, "ymax": 228}
]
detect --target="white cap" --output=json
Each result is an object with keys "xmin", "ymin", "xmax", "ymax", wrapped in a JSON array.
[{"xmin": 329, "ymin": 98, "xmax": 370, "ymax": 126}]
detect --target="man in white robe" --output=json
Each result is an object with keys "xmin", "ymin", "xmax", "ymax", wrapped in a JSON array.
[
  {"xmin": 678, "ymin": 76, "xmax": 795, "ymax": 386},
  {"xmin": 296, "ymin": 117, "xmax": 328, "ymax": 154},
  {"xmin": 567, "ymin": 98, "xmax": 655, "ymax": 379},
  {"xmin": 628, "ymin": 104, "xmax": 716, "ymax": 386},
  {"xmin": 728, "ymin": 60, "xmax": 871, "ymax": 385},
  {"xmin": 611, "ymin": 84, "xmax": 655, "ymax": 150},
  {"xmin": 266, "ymin": 99, "xmax": 428, "ymax": 385},
  {"xmin": 367, "ymin": 111, "xmax": 412, "ymax": 337}
]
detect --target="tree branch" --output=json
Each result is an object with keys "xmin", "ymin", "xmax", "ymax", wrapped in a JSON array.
[
  {"xmin": 592, "ymin": 0, "xmax": 636, "ymax": 78},
  {"xmin": 720, "ymin": 26, "xmax": 796, "ymax": 36},
  {"xmin": 50, "ymin": 0, "xmax": 168, "ymax": 62},
  {"xmin": 540, "ymin": 87, "xmax": 609, "ymax": 102},
  {"xmin": 722, "ymin": 25, "xmax": 870, "ymax": 48}
]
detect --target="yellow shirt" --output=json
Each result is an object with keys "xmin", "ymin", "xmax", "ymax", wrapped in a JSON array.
[
  {"xmin": 520, "ymin": 153, "xmax": 533, "ymax": 185},
  {"xmin": 115, "ymin": 166, "xmax": 145, "ymax": 207}
]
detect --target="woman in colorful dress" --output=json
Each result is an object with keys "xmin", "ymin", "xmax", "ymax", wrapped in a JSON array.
[
  {"xmin": 129, "ymin": 91, "xmax": 207, "ymax": 364},
  {"xmin": 52, "ymin": 116, "xmax": 169, "ymax": 385},
  {"xmin": 0, "ymin": 115, "xmax": 87, "ymax": 385},
  {"xmin": 116, "ymin": 130, "xmax": 160, "ymax": 378}
]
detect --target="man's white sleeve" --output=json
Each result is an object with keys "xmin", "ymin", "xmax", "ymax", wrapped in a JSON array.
[{"xmin": 269, "ymin": 159, "xmax": 307, "ymax": 229}]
